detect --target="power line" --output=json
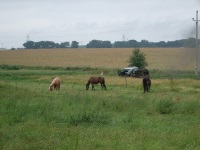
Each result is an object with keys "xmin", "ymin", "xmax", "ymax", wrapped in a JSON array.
[
  {"xmin": 0, "ymin": 11, "xmax": 195, "ymax": 39},
  {"xmin": 0, "ymin": 11, "xmax": 197, "ymax": 48},
  {"xmin": 0, "ymin": 18, "xmax": 192, "ymax": 40}
]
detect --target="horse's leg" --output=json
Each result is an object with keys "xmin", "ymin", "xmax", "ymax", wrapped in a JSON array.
[
  {"xmin": 92, "ymin": 84, "xmax": 95, "ymax": 90},
  {"xmin": 149, "ymin": 79, "xmax": 151, "ymax": 91},
  {"xmin": 147, "ymin": 80, "xmax": 151, "ymax": 92},
  {"xmin": 143, "ymin": 79, "xmax": 145, "ymax": 93},
  {"xmin": 149, "ymin": 83, "xmax": 151, "ymax": 91},
  {"xmin": 103, "ymin": 84, "xmax": 107, "ymax": 90},
  {"xmin": 143, "ymin": 84, "xmax": 146, "ymax": 93},
  {"xmin": 101, "ymin": 83, "xmax": 103, "ymax": 90}
]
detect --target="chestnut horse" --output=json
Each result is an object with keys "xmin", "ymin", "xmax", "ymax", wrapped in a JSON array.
[
  {"xmin": 143, "ymin": 77, "xmax": 151, "ymax": 93},
  {"xmin": 86, "ymin": 77, "xmax": 107, "ymax": 90}
]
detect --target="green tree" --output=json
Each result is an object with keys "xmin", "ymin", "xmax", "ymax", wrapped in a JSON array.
[
  {"xmin": 60, "ymin": 42, "xmax": 70, "ymax": 48},
  {"xmin": 71, "ymin": 41, "xmax": 79, "ymax": 48},
  {"xmin": 128, "ymin": 48, "xmax": 148, "ymax": 69},
  {"xmin": 23, "ymin": 41, "xmax": 35, "ymax": 49},
  {"xmin": 86, "ymin": 40, "xmax": 112, "ymax": 48}
]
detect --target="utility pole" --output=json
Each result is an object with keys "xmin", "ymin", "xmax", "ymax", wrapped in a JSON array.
[
  {"xmin": 123, "ymin": 34, "xmax": 125, "ymax": 41},
  {"xmin": 192, "ymin": 10, "xmax": 200, "ymax": 77},
  {"xmin": 26, "ymin": 35, "xmax": 30, "ymax": 42}
]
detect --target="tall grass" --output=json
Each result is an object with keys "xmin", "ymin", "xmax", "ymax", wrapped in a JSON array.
[{"xmin": 0, "ymin": 69, "xmax": 200, "ymax": 149}]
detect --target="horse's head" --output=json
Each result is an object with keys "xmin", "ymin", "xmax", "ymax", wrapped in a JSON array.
[
  {"xmin": 86, "ymin": 83, "xmax": 89, "ymax": 90},
  {"xmin": 49, "ymin": 86, "xmax": 53, "ymax": 91}
]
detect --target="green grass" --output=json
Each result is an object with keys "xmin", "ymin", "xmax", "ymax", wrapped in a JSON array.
[
  {"xmin": 1, "ymin": 64, "xmax": 199, "ymax": 79},
  {"xmin": 0, "ymin": 68, "xmax": 200, "ymax": 149}
]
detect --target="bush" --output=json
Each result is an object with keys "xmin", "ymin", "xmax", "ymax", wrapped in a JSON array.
[{"xmin": 128, "ymin": 48, "xmax": 148, "ymax": 69}]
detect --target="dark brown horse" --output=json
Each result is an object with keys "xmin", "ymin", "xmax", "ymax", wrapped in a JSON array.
[
  {"xmin": 86, "ymin": 77, "xmax": 107, "ymax": 90},
  {"xmin": 143, "ymin": 77, "xmax": 151, "ymax": 93}
]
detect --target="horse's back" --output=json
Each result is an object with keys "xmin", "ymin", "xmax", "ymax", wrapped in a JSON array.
[
  {"xmin": 98, "ymin": 76, "xmax": 105, "ymax": 82},
  {"xmin": 143, "ymin": 78, "xmax": 151, "ymax": 85},
  {"xmin": 89, "ymin": 77, "xmax": 104, "ymax": 84},
  {"xmin": 54, "ymin": 77, "xmax": 61, "ymax": 84}
]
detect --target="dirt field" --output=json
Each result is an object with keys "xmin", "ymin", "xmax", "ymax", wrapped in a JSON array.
[{"xmin": 0, "ymin": 48, "xmax": 199, "ymax": 70}]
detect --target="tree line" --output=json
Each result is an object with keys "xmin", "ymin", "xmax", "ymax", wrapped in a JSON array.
[
  {"xmin": 113, "ymin": 38, "xmax": 199, "ymax": 48},
  {"xmin": 22, "ymin": 37, "xmax": 199, "ymax": 49},
  {"xmin": 23, "ymin": 41, "xmax": 79, "ymax": 49}
]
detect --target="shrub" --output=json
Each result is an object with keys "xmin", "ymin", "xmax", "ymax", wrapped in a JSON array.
[{"xmin": 128, "ymin": 48, "xmax": 148, "ymax": 69}]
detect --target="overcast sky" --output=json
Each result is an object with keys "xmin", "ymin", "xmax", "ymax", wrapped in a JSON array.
[{"xmin": 0, "ymin": 0, "xmax": 199, "ymax": 48}]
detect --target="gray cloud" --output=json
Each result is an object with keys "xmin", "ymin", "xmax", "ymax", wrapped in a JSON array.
[{"xmin": 0, "ymin": 0, "xmax": 199, "ymax": 48}]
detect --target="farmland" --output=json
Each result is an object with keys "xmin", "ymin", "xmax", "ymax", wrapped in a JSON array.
[
  {"xmin": 0, "ymin": 48, "xmax": 200, "ymax": 149},
  {"xmin": 0, "ymin": 48, "xmax": 199, "ymax": 70}
]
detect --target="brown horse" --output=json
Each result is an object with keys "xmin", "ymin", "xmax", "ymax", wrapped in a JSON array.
[
  {"xmin": 143, "ymin": 77, "xmax": 151, "ymax": 93},
  {"xmin": 86, "ymin": 77, "xmax": 107, "ymax": 90}
]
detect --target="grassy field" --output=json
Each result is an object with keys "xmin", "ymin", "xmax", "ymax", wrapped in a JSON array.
[
  {"xmin": 0, "ymin": 68, "xmax": 200, "ymax": 149},
  {"xmin": 0, "ymin": 48, "xmax": 199, "ymax": 71},
  {"xmin": 0, "ymin": 48, "xmax": 200, "ymax": 149}
]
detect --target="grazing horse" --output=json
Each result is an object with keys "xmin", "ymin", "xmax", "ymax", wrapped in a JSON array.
[
  {"xmin": 49, "ymin": 77, "xmax": 61, "ymax": 91},
  {"xmin": 143, "ymin": 77, "xmax": 151, "ymax": 93},
  {"xmin": 86, "ymin": 77, "xmax": 107, "ymax": 90}
]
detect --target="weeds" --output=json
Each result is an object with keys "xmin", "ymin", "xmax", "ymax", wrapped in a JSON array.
[
  {"xmin": 0, "ymin": 64, "xmax": 20, "ymax": 70},
  {"xmin": 156, "ymin": 99, "xmax": 174, "ymax": 114},
  {"xmin": 69, "ymin": 111, "xmax": 111, "ymax": 126}
]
